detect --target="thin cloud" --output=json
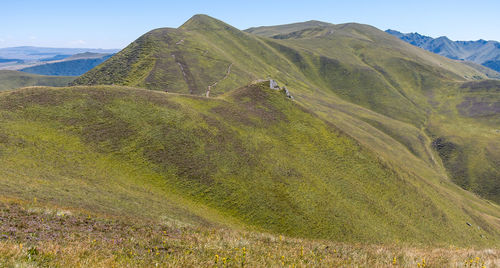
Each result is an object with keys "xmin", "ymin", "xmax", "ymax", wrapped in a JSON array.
[{"xmin": 69, "ymin": 40, "xmax": 87, "ymax": 46}]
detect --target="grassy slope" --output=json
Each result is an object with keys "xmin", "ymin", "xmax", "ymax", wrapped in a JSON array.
[
  {"xmin": 254, "ymin": 24, "xmax": 500, "ymax": 202},
  {"xmin": 1, "ymin": 83, "xmax": 499, "ymax": 247},
  {"xmin": 427, "ymin": 80, "xmax": 500, "ymax": 202},
  {"xmin": 0, "ymin": 70, "xmax": 74, "ymax": 91},
  {"xmin": 73, "ymin": 15, "xmax": 499, "ymax": 203}
]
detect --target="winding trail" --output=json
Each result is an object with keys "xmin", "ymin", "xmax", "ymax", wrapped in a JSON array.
[{"xmin": 206, "ymin": 63, "xmax": 232, "ymax": 97}]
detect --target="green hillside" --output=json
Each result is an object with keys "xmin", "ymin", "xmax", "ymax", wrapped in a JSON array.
[
  {"xmin": 73, "ymin": 15, "xmax": 500, "ymax": 204},
  {"xmin": 2, "ymin": 15, "xmax": 500, "ymax": 267},
  {"xmin": 426, "ymin": 80, "xmax": 500, "ymax": 201},
  {"xmin": 0, "ymin": 70, "xmax": 74, "ymax": 91},
  {"xmin": 1, "ymin": 83, "xmax": 499, "ymax": 247}
]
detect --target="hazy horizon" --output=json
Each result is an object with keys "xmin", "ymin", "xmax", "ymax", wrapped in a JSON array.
[{"xmin": 1, "ymin": 0, "xmax": 499, "ymax": 49}]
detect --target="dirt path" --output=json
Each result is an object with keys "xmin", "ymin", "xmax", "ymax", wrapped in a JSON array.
[
  {"xmin": 171, "ymin": 53, "xmax": 197, "ymax": 94},
  {"xmin": 206, "ymin": 63, "xmax": 232, "ymax": 97}
]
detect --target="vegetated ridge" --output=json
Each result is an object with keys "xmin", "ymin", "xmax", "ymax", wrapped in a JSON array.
[{"xmin": 0, "ymin": 70, "xmax": 75, "ymax": 91}]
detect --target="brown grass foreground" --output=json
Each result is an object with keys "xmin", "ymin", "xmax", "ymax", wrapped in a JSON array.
[{"xmin": 0, "ymin": 200, "xmax": 498, "ymax": 267}]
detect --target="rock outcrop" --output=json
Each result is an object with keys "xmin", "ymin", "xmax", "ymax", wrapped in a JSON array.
[
  {"xmin": 269, "ymin": 79, "xmax": 294, "ymax": 99},
  {"xmin": 269, "ymin": 79, "xmax": 279, "ymax": 90}
]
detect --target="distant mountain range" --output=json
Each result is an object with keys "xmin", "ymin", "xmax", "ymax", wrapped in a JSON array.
[
  {"xmin": 0, "ymin": 46, "xmax": 118, "ymax": 61},
  {"xmin": 19, "ymin": 53, "xmax": 113, "ymax": 76},
  {"xmin": 0, "ymin": 46, "xmax": 119, "ymax": 76},
  {"xmin": 386, "ymin": 30, "xmax": 500, "ymax": 73}
]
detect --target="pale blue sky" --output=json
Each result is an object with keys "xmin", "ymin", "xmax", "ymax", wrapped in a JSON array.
[{"xmin": 1, "ymin": 0, "xmax": 499, "ymax": 49}]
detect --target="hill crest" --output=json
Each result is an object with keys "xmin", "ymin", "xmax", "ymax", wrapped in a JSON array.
[{"xmin": 180, "ymin": 14, "xmax": 237, "ymax": 31}]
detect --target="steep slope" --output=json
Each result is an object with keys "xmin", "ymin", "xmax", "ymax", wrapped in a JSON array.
[
  {"xmin": 1, "ymin": 82, "xmax": 499, "ymax": 246},
  {"xmin": 0, "ymin": 70, "xmax": 74, "ymax": 91},
  {"xmin": 19, "ymin": 53, "xmax": 112, "ymax": 76},
  {"xmin": 386, "ymin": 30, "xmax": 500, "ymax": 72}
]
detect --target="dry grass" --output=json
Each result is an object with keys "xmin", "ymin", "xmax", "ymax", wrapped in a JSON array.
[{"xmin": 1, "ymin": 200, "xmax": 498, "ymax": 267}]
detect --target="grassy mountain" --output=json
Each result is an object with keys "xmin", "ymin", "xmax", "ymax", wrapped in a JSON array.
[
  {"xmin": 19, "ymin": 53, "xmax": 112, "ymax": 76},
  {"xmin": 386, "ymin": 29, "xmax": 500, "ymax": 73},
  {"xmin": 1, "ymin": 82, "xmax": 500, "ymax": 248},
  {"xmin": 249, "ymin": 22, "xmax": 500, "ymax": 204},
  {"xmin": 73, "ymin": 15, "xmax": 500, "ymax": 204},
  {"xmin": 72, "ymin": 15, "xmax": 259, "ymax": 94},
  {"xmin": 1, "ymin": 16, "xmax": 499, "ymax": 265},
  {"xmin": 74, "ymin": 15, "xmax": 485, "ymax": 124},
  {"xmin": 0, "ymin": 70, "xmax": 74, "ymax": 91}
]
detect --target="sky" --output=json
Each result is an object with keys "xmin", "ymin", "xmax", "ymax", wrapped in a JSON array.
[{"xmin": 1, "ymin": 0, "xmax": 499, "ymax": 49}]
